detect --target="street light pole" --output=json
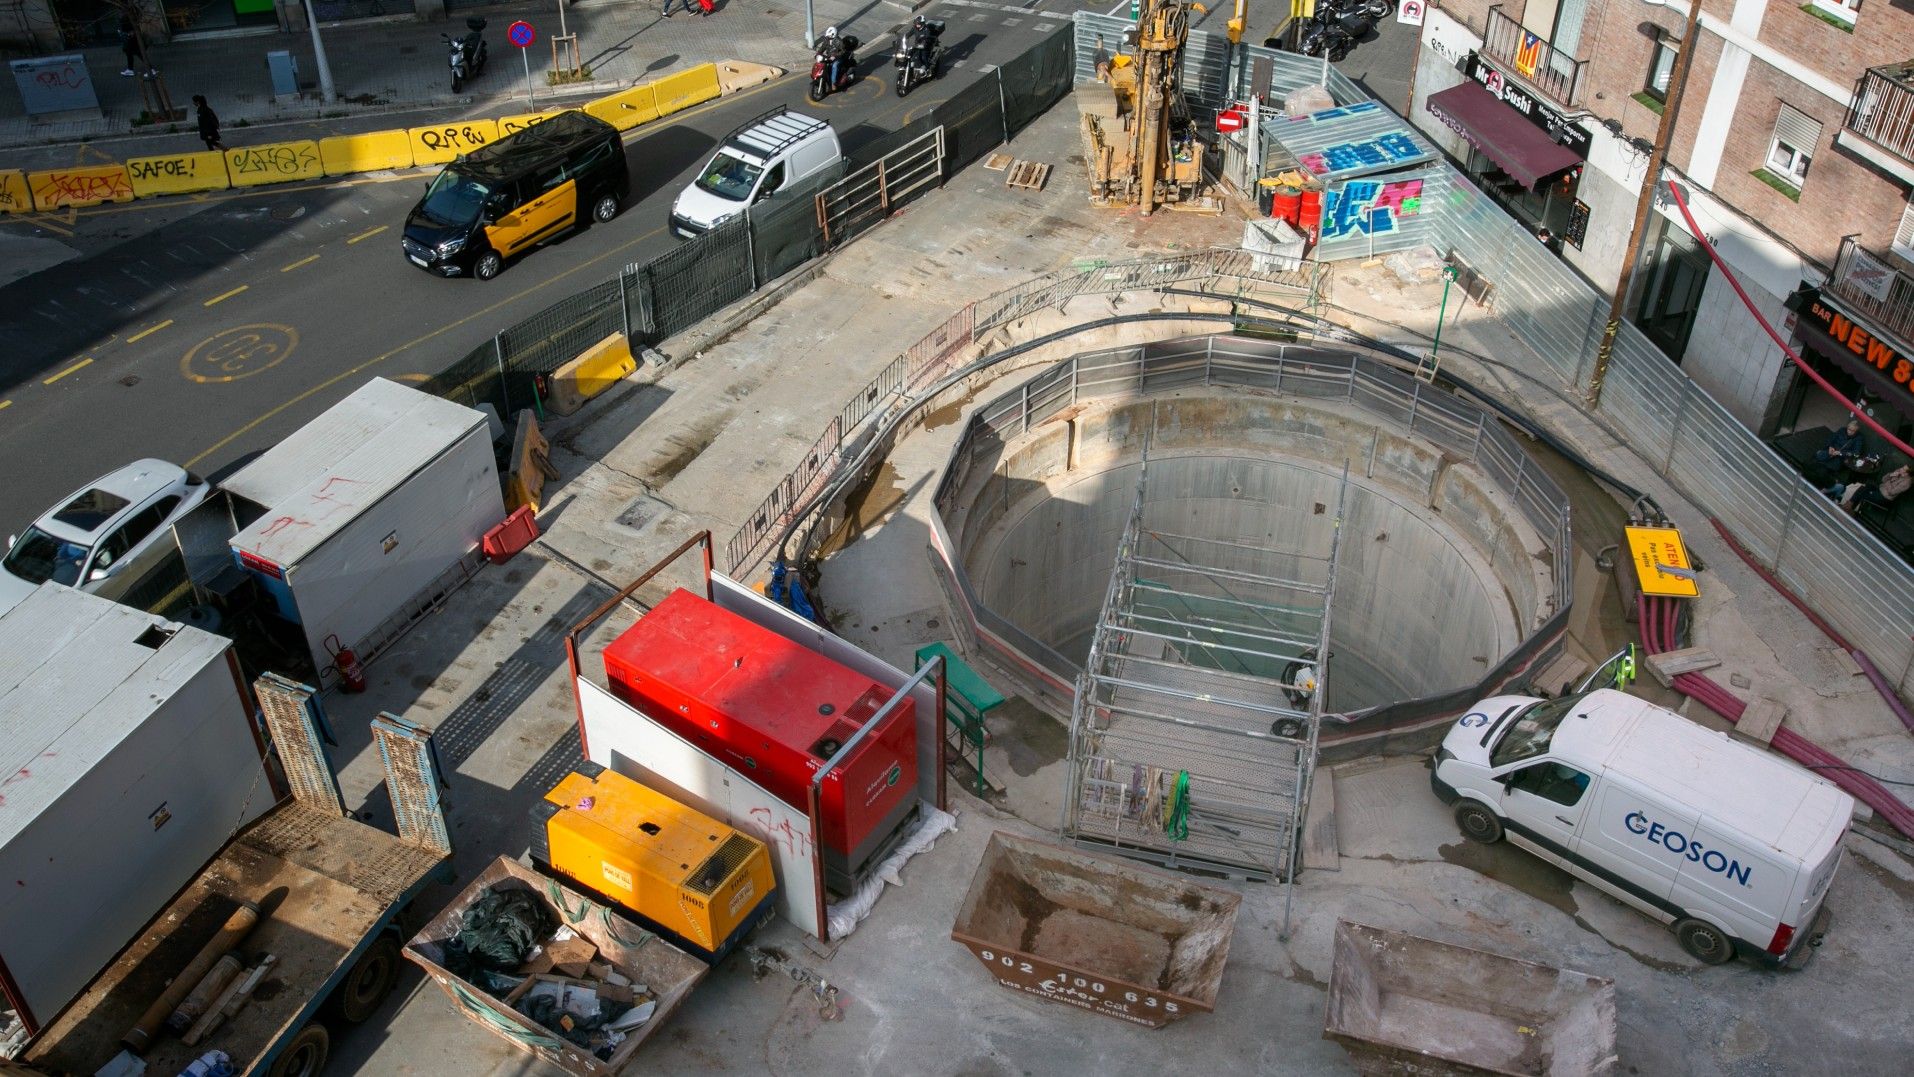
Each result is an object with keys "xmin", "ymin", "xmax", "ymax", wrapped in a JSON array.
[
  {"xmin": 805, "ymin": 1, "xmax": 815, "ymax": 49},
  {"xmin": 303, "ymin": 0, "xmax": 337, "ymax": 103},
  {"xmin": 1584, "ymin": 0, "xmax": 1704, "ymax": 406}
]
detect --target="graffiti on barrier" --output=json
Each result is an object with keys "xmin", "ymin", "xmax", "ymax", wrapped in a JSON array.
[
  {"xmin": 1298, "ymin": 132, "xmax": 1425, "ymax": 178},
  {"xmin": 129, "ymin": 156, "xmax": 203, "ymax": 181},
  {"xmin": 1320, "ymin": 179, "xmax": 1424, "ymax": 241},
  {"xmin": 229, "ymin": 144, "xmax": 320, "ymax": 177},
  {"xmin": 31, "ymin": 168, "xmax": 133, "ymax": 208},
  {"xmin": 417, "ymin": 125, "xmax": 493, "ymax": 153}
]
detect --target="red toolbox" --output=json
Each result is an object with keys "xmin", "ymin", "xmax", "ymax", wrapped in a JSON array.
[{"xmin": 603, "ymin": 588, "xmax": 918, "ymax": 890}]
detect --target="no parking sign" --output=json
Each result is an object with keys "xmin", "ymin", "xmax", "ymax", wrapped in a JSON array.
[{"xmin": 508, "ymin": 20, "xmax": 536, "ymax": 48}]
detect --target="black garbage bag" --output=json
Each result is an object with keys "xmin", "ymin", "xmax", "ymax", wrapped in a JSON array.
[{"xmin": 444, "ymin": 886, "xmax": 559, "ymax": 980}]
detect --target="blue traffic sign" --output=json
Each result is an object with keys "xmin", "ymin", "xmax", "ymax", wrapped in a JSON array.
[{"xmin": 508, "ymin": 20, "xmax": 535, "ymax": 48}]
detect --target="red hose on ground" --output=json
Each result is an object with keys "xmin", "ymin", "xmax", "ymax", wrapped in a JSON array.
[
  {"xmin": 1663, "ymin": 180, "xmax": 1913, "ymax": 459},
  {"xmin": 1636, "ymin": 594, "xmax": 1914, "ymax": 839}
]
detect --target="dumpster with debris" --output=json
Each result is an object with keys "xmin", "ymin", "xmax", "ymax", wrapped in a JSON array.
[
  {"xmin": 1323, "ymin": 921, "xmax": 1618, "ymax": 1076},
  {"xmin": 404, "ymin": 857, "xmax": 707, "ymax": 1076},
  {"xmin": 950, "ymin": 832, "xmax": 1240, "ymax": 1028}
]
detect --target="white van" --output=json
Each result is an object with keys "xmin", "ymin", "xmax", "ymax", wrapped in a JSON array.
[
  {"xmin": 1431, "ymin": 688, "xmax": 1853, "ymax": 967},
  {"xmin": 669, "ymin": 107, "xmax": 841, "ymax": 239}
]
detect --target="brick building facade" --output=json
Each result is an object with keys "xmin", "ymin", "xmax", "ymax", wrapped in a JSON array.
[{"xmin": 1408, "ymin": 0, "xmax": 1914, "ymax": 438}]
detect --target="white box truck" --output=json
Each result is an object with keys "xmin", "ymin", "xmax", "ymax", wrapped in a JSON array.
[
  {"xmin": 223, "ymin": 378, "xmax": 503, "ymax": 690},
  {"xmin": 1431, "ymin": 688, "xmax": 1853, "ymax": 967},
  {"xmin": 0, "ymin": 585, "xmax": 269, "ymax": 1041}
]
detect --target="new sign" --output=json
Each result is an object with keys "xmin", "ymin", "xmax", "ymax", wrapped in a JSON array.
[
  {"xmin": 1795, "ymin": 290, "xmax": 1914, "ymax": 408},
  {"xmin": 1463, "ymin": 54, "xmax": 1591, "ymax": 158}
]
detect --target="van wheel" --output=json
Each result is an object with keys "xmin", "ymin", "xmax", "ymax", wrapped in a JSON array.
[
  {"xmin": 473, "ymin": 251, "xmax": 503, "ymax": 281},
  {"xmin": 592, "ymin": 194, "xmax": 619, "ymax": 224},
  {"xmin": 1454, "ymin": 802, "xmax": 1503, "ymax": 844},
  {"xmin": 267, "ymin": 1023, "xmax": 329, "ymax": 1077},
  {"xmin": 1674, "ymin": 918, "xmax": 1736, "ymax": 965}
]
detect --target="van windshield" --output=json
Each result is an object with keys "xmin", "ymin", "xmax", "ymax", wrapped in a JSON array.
[
  {"xmin": 418, "ymin": 169, "xmax": 493, "ymax": 226},
  {"xmin": 696, "ymin": 150, "xmax": 762, "ymax": 202},
  {"xmin": 1490, "ymin": 693, "xmax": 1584, "ymax": 768}
]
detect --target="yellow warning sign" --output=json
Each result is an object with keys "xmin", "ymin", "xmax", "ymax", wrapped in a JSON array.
[{"xmin": 1624, "ymin": 526, "xmax": 1699, "ymax": 598}]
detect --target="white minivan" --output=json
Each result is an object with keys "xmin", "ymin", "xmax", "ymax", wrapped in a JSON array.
[
  {"xmin": 669, "ymin": 107, "xmax": 841, "ymax": 239},
  {"xmin": 1432, "ymin": 688, "xmax": 1853, "ymax": 967}
]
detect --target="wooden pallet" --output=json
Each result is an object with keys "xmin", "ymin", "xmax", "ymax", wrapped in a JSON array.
[
  {"xmin": 983, "ymin": 152, "xmax": 1013, "ymax": 171},
  {"xmin": 1005, "ymin": 159, "xmax": 1050, "ymax": 191}
]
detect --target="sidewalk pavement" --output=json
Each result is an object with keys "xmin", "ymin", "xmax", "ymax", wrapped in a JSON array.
[{"xmin": 0, "ymin": 0, "xmax": 907, "ymax": 167}]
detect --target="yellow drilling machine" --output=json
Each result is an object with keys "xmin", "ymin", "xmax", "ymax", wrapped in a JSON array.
[{"xmin": 1080, "ymin": 0, "xmax": 1217, "ymax": 213}]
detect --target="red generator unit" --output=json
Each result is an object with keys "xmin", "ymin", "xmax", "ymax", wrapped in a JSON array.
[{"xmin": 603, "ymin": 588, "xmax": 919, "ymax": 891}]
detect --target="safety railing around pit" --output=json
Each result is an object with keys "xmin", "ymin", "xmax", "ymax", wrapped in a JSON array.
[
  {"xmin": 416, "ymin": 21, "xmax": 1077, "ymax": 422},
  {"xmin": 926, "ymin": 338, "xmax": 1574, "ymax": 728},
  {"xmin": 721, "ymin": 249, "xmax": 1326, "ymax": 574}
]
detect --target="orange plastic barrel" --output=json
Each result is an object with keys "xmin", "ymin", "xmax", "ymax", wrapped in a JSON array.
[
  {"xmin": 1269, "ymin": 185, "xmax": 1302, "ymax": 225},
  {"xmin": 1298, "ymin": 188, "xmax": 1323, "ymax": 238}
]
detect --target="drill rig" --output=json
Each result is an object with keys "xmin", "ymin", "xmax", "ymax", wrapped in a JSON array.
[{"xmin": 1080, "ymin": 0, "xmax": 1212, "ymax": 214}]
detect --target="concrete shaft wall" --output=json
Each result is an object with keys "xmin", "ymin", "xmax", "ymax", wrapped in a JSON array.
[{"xmin": 955, "ymin": 394, "xmax": 1540, "ymax": 712}]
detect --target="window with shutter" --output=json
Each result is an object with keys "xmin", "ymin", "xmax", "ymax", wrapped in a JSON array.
[
  {"xmin": 1894, "ymin": 198, "xmax": 1914, "ymax": 263},
  {"xmin": 1766, "ymin": 104, "xmax": 1821, "ymax": 185}
]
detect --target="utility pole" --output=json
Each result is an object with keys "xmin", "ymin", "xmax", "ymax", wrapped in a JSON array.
[
  {"xmin": 1584, "ymin": 0, "xmax": 1704, "ymax": 407},
  {"xmin": 304, "ymin": 0, "xmax": 337, "ymax": 103}
]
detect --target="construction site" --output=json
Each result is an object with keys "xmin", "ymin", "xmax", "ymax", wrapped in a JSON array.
[{"xmin": 4, "ymin": 3, "xmax": 1912, "ymax": 1075}]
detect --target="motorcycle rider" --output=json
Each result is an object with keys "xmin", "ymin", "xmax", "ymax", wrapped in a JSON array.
[
  {"xmin": 903, "ymin": 15, "xmax": 939, "ymax": 67},
  {"xmin": 819, "ymin": 26, "xmax": 854, "ymax": 89}
]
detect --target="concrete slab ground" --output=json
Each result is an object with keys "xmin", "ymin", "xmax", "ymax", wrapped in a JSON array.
[{"xmin": 292, "ymin": 86, "xmax": 1914, "ymax": 1077}]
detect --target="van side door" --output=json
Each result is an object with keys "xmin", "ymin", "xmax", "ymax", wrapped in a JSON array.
[
  {"xmin": 485, "ymin": 164, "xmax": 576, "ymax": 256},
  {"xmin": 1672, "ymin": 817, "xmax": 1787, "ymax": 946},
  {"xmin": 1497, "ymin": 760, "xmax": 1593, "ymax": 857},
  {"xmin": 1575, "ymin": 778, "xmax": 1687, "ymax": 902}
]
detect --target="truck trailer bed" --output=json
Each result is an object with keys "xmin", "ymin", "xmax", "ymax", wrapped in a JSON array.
[{"xmin": 24, "ymin": 804, "xmax": 443, "ymax": 1076}]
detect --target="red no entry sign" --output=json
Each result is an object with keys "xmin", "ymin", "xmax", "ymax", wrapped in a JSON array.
[{"xmin": 508, "ymin": 20, "xmax": 536, "ymax": 48}]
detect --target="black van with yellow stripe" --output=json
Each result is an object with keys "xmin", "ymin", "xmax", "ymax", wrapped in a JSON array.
[{"xmin": 402, "ymin": 111, "xmax": 628, "ymax": 281}]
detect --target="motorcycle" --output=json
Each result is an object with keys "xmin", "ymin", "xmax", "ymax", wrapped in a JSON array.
[
  {"xmin": 892, "ymin": 19, "xmax": 946, "ymax": 98},
  {"xmin": 1297, "ymin": 14, "xmax": 1354, "ymax": 62},
  {"xmin": 444, "ymin": 17, "xmax": 488, "ymax": 94},
  {"xmin": 1320, "ymin": 0, "xmax": 1394, "ymax": 21},
  {"xmin": 809, "ymin": 34, "xmax": 861, "ymax": 101}
]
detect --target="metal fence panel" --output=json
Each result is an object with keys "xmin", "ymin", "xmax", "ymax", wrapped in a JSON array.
[
  {"xmin": 932, "ymin": 74, "xmax": 1010, "ymax": 174},
  {"xmin": 643, "ymin": 214, "xmax": 756, "ymax": 341}
]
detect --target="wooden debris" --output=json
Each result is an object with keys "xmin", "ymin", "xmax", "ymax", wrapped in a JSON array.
[
  {"xmin": 1733, "ymin": 698, "xmax": 1788, "ymax": 747},
  {"xmin": 1005, "ymin": 160, "xmax": 1051, "ymax": 191},
  {"xmin": 1644, "ymin": 646, "xmax": 1720, "ymax": 688},
  {"xmin": 983, "ymin": 152, "xmax": 1013, "ymax": 171}
]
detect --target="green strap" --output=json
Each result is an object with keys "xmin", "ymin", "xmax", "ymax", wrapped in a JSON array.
[
  {"xmin": 448, "ymin": 979, "xmax": 568, "ymax": 1052},
  {"xmin": 1166, "ymin": 771, "xmax": 1190, "ymax": 841}
]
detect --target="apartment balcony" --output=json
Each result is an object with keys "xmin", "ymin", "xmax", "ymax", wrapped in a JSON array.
[
  {"xmin": 1838, "ymin": 62, "xmax": 1914, "ymax": 186},
  {"xmin": 1825, "ymin": 234, "xmax": 1914, "ymax": 348},
  {"xmin": 1481, "ymin": 6, "xmax": 1587, "ymax": 110}
]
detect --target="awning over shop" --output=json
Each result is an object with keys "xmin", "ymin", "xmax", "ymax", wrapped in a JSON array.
[
  {"xmin": 1788, "ymin": 287, "xmax": 1914, "ymax": 423},
  {"xmin": 1426, "ymin": 81, "xmax": 1581, "ymax": 189}
]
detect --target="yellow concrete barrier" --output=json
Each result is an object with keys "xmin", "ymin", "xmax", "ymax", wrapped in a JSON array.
[
  {"xmin": 0, "ymin": 170, "xmax": 30, "ymax": 214},
  {"xmin": 585, "ymin": 85, "xmax": 659, "ymax": 132},
  {"xmin": 225, "ymin": 141, "xmax": 324, "ymax": 188},
  {"xmin": 28, "ymin": 164, "xmax": 135, "ymax": 210},
  {"xmin": 409, "ymin": 119, "xmax": 500, "ymax": 166},
  {"xmin": 497, "ymin": 110, "xmax": 563, "ymax": 136},
  {"xmin": 547, "ymin": 332, "xmax": 636, "ymax": 416},
  {"xmin": 319, "ymin": 130, "xmax": 416, "ymax": 176},
  {"xmin": 651, "ymin": 64, "xmax": 722, "ymax": 117},
  {"xmin": 125, "ymin": 151, "xmax": 231, "ymax": 198}
]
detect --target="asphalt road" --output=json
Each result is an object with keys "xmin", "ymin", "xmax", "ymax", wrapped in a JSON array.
[
  {"xmin": 0, "ymin": 1, "xmax": 1062, "ymax": 539},
  {"xmin": 0, "ymin": 1, "xmax": 1417, "ymax": 541}
]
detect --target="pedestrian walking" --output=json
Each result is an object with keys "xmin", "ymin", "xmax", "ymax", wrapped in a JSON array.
[
  {"xmin": 194, "ymin": 95, "xmax": 224, "ymax": 152},
  {"xmin": 660, "ymin": 0, "xmax": 705, "ymax": 16},
  {"xmin": 119, "ymin": 18, "xmax": 147, "ymax": 76}
]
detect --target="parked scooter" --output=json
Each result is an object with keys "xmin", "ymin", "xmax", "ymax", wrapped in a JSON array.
[
  {"xmin": 444, "ymin": 17, "xmax": 489, "ymax": 94},
  {"xmin": 893, "ymin": 16, "xmax": 946, "ymax": 98},
  {"xmin": 809, "ymin": 27, "xmax": 862, "ymax": 101}
]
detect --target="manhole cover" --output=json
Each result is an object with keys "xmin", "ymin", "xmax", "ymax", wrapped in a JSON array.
[
  {"xmin": 270, "ymin": 204, "xmax": 305, "ymax": 222},
  {"xmin": 616, "ymin": 494, "xmax": 674, "ymax": 532},
  {"xmin": 119, "ymin": 375, "xmax": 140, "ymax": 387}
]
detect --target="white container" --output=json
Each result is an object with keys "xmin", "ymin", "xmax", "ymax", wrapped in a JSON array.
[
  {"xmin": 224, "ymin": 379, "xmax": 502, "ymax": 689},
  {"xmin": 0, "ymin": 586, "xmax": 265, "ymax": 1035},
  {"xmin": 1432, "ymin": 688, "xmax": 1853, "ymax": 968}
]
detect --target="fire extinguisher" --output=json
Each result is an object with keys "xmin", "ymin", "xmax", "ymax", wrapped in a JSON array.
[{"xmin": 324, "ymin": 633, "xmax": 367, "ymax": 693}]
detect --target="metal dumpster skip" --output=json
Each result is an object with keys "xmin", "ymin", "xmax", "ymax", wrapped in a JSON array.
[
  {"xmin": 1324, "ymin": 921, "xmax": 1619, "ymax": 1076},
  {"xmin": 949, "ymin": 831, "xmax": 1241, "ymax": 1028}
]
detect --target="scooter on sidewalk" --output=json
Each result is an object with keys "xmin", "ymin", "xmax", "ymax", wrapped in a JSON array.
[{"xmin": 445, "ymin": 17, "xmax": 489, "ymax": 94}]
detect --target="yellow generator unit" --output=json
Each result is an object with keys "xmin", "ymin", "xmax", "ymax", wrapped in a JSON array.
[{"xmin": 530, "ymin": 762, "xmax": 777, "ymax": 963}]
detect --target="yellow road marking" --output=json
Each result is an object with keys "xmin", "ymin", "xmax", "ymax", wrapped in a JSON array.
[
  {"xmin": 12, "ymin": 214, "xmax": 75, "ymax": 237},
  {"xmin": 127, "ymin": 319, "xmax": 173, "ymax": 343},
  {"xmin": 189, "ymin": 224, "xmax": 668, "ymax": 469},
  {"xmin": 281, "ymin": 254, "xmax": 321, "ymax": 272},
  {"xmin": 205, "ymin": 285, "xmax": 249, "ymax": 307},
  {"xmin": 43, "ymin": 357, "xmax": 93, "ymax": 385},
  {"xmin": 0, "ymin": 399, "xmax": 12, "ymax": 410},
  {"xmin": 347, "ymin": 224, "xmax": 388, "ymax": 245},
  {"xmin": 393, "ymin": 373, "xmax": 430, "ymax": 382}
]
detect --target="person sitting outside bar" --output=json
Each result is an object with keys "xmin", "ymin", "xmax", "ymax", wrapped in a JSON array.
[
  {"xmin": 1812, "ymin": 419, "xmax": 1867, "ymax": 486},
  {"xmin": 1836, "ymin": 463, "xmax": 1911, "ymax": 515}
]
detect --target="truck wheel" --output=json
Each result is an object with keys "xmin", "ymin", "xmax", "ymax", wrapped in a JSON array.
[
  {"xmin": 474, "ymin": 251, "xmax": 503, "ymax": 281},
  {"xmin": 327, "ymin": 935, "xmax": 400, "ymax": 1024},
  {"xmin": 268, "ymin": 1023, "xmax": 329, "ymax": 1077},
  {"xmin": 1454, "ymin": 802, "xmax": 1503, "ymax": 844},
  {"xmin": 1675, "ymin": 918, "xmax": 1736, "ymax": 965}
]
